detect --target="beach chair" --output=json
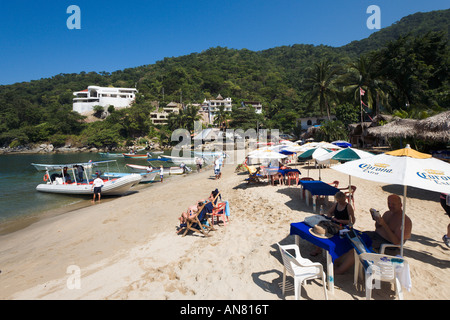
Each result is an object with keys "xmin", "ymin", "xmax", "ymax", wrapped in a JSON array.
[
  {"xmin": 211, "ymin": 202, "xmax": 228, "ymax": 226},
  {"xmin": 340, "ymin": 185, "xmax": 356, "ymax": 209},
  {"xmin": 285, "ymin": 171, "xmax": 300, "ymax": 186},
  {"xmin": 246, "ymin": 170, "xmax": 263, "ymax": 184},
  {"xmin": 271, "ymin": 172, "xmax": 284, "ymax": 186},
  {"xmin": 182, "ymin": 202, "xmax": 213, "ymax": 237},
  {"xmin": 277, "ymin": 243, "xmax": 328, "ymax": 300},
  {"xmin": 355, "ymin": 252, "xmax": 408, "ymax": 300},
  {"xmin": 328, "ymin": 180, "xmax": 339, "ymax": 188},
  {"xmin": 209, "ymin": 192, "xmax": 229, "ymax": 226}
]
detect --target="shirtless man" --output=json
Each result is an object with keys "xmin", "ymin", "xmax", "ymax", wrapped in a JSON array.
[
  {"xmin": 335, "ymin": 194, "xmax": 412, "ymax": 274},
  {"xmin": 369, "ymin": 194, "xmax": 412, "ymax": 254}
]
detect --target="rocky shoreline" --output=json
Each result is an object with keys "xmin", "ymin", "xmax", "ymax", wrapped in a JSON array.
[
  {"xmin": 0, "ymin": 143, "xmax": 126, "ymax": 155},
  {"xmin": 0, "ymin": 141, "xmax": 171, "ymax": 155}
]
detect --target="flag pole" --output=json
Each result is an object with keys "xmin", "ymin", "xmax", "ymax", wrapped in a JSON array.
[
  {"xmin": 360, "ymin": 87, "xmax": 363, "ymax": 124},
  {"xmin": 359, "ymin": 87, "xmax": 364, "ymax": 148}
]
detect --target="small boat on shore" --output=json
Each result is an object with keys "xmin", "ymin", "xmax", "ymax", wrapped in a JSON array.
[
  {"xmin": 32, "ymin": 160, "xmax": 142, "ymax": 196},
  {"xmin": 100, "ymin": 171, "xmax": 158, "ymax": 183},
  {"xmin": 126, "ymin": 163, "xmax": 184, "ymax": 175},
  {"xmin": 161, "ymin": 155, "xmax": 196, "ymax": 165},
  {"xmin": 99, "ymin": 152, "xmax": 124, "ymax": 158},
  {"xmin": 123, "ymin": 153, "xmax": 149, "ymax": 159}
]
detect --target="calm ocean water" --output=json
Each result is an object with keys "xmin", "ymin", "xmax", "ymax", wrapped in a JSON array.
[{"xmin": 0, "ymin": 152, "xmax": 185, "ymax": 232}]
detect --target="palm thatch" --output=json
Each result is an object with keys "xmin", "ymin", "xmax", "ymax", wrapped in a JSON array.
[
  {"xmin": 367, "ymin": 111, "xmax": 450, "ymax": 142},
  {"xmin": 367, "ymin": 118, "xmax": 418, "ymax": 139},
  {"xmin": 413, "ymin": 111, "xmax": 450, "ymax": 142}
]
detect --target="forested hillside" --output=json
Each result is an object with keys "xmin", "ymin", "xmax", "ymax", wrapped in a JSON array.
[{"xmin": 0, "ymin": 9, "xmax": 448, "ymax": 149}]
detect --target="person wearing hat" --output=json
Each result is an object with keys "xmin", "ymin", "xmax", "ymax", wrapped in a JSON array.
[{"xmin": 310, "ymin": 191, "xmax": 355, "ymax": 256}]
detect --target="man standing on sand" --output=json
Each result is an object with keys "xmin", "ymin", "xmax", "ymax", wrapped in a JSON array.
[{"xmin": 91, "ymin": 174, "xmax": 104, "ymax": 203}]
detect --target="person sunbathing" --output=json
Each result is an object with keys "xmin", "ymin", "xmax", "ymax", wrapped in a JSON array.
[
  {"xmin": 176, "ymin": 189, "xmax": 221, "ymax": 233},
  {"xmin": 177, "ymin": 202, "xmax": 203, "ymax": 234}
]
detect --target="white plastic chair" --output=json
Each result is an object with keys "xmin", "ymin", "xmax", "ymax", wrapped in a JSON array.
[
  {"xmin": 277, "ymin": 243, "xmax": 328, "ymax": 300},
  {"xmin": 354, "ymin": 252, "xmax": 407, "ymax": 300}
]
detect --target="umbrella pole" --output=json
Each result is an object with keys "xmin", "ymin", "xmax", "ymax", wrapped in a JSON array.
[
  {"xmin": 318, "ymin": 161, "xmax": 322, "ymax": 181},
  {"xmin": 348, "ymin": 176, "xmax": 352, "ymax": 205},
  {"xmin": 401, "ymin": 185, "xmax": 407, "ymax": 257}
]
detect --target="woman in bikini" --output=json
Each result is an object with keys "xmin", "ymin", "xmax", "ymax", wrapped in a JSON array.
[{"xmin": 310, "ymin": 191, "xmax": 355, "ymax": 256}]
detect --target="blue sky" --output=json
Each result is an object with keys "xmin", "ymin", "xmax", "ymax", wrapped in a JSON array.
[{"xmin": 0, "ymin": 0, "xmax": 448, "ymax": 85}]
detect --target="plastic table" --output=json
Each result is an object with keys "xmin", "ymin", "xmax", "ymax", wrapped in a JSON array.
[
  {"xmin": 290, "ymin": 221, "xmax": 372, "ymax": 295},
  {"xmin": 298, "ymin": 180, "xmax": 340, "ymax": 212}
]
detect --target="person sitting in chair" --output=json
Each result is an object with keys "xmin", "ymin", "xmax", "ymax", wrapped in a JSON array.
[
  {"xmin": 333, "ymin": 194, "xmax": 412, "ymax": 274},
  {"xmin": 310, "ymin": 191, "xmax": 355, "ymax": 256},
  {"xmin": 176, "ymin": 189, "xmax": 221, "ymax": 233}
]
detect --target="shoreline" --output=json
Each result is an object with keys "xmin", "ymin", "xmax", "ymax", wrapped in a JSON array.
[
  {"xmin": 0, "ymin": 161, "xmax": 449, "ymax": 300},
  {"xmin": 0, "ymin": 164, "xmax": 202, "ymax": 237}
]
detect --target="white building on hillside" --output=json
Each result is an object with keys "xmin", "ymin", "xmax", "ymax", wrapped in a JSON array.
[
  {"xmin": 150, "ymin": 102, "xmax": 182, "ymax": 125},
  {"xmin": 296, "ymin": 115, "xmax": 337, "ymax": 130},
  {"xmin": 202, "ymin": 94, "xmax": 232, "ymax": 124},
  {"xmin": 73, "ymin": 86, "xmax": 138, "ymax": 114}
]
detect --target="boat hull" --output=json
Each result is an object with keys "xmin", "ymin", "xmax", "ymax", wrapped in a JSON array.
[
  {"xmin": 162, "ymin": 155, "xmax": 196, "ymax": 165},
  {"xmin": 36, "ymin": 174, "xmax": 142, "ymax": 195},
  {"xmin": 123, "ymin": 154, "xmax": 148, "ymax": 159},
  {"xmin": 102, "ymin": 171, "xmax": 158, "ymax": 183},
  {"xmin": 125, "ymin": 164, "xmax": 183, "ymax": 175}
]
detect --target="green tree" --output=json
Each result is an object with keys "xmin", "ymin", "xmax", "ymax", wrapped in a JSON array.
[
  {"xmin": 213, "ymin": 105, "xmax": 231, "ymax": 131},
  {"xmin": 315, "ymin": 120, "xmax": 348, "ymax": 141},
  {"xmin": 304, "ymin": 59, "xmax": 341, "ymax": 120},
  {"xmin": 341, "ymin": 53, "xmax": 390, "ymax": 118}
]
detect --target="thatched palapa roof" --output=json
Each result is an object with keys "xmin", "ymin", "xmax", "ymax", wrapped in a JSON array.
[
  {"xmin": 414, "ymin": 111, "xmax": 450, "ymax": 142},
  {"xmin": 367, "ymin": 111, "xmax": 450, "ymax": 142},
  {"xmin": 367, "ymin": 118, "xmax": 417, "ymax": 139}
]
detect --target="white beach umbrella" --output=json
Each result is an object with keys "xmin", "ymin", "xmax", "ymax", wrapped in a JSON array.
[
  {"xmin": 332, "ymin": 145, "xmax": 450, "ymax": 256},
  {"xmin": 284, "ymin": 144, "xmax": 305, "ymax": 153},
  {"xmin": 248, "ymin": 150, "xmax": 288, "ymax": 159},
  {"xmin": 298, "ymin": 147, "xmax": 334, "ymax": 179}
]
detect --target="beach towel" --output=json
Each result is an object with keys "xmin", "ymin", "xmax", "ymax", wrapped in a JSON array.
[
  {"xmin": 346, "ymin": 228, "xmax": 373, "ymax": 255},
  {"xmin": 304, "ymin": 214, "xmax": 328, "ymax": 227},
  {"xmin": 224, "ymin": 200, "xmax": 230, "ymax": 217},
  {"xmin": 394, "ymin": 259, "xmax": 412, "ymax": 292}
]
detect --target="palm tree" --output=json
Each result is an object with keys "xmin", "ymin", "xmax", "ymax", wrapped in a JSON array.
[
  {"xmin": 213, "ymin": 105, "xmax": 231, "ymax": 131},
  {"xmin": 183, "ymin": 104, "xmax": 201, "ymax": 132},
  {"xmin": 304, "ymin": 59, "xmax": 341, "ymax": 120},
  {"xmin": 341, "ymin": 53, "xmax": 390, "ymax": 118}
]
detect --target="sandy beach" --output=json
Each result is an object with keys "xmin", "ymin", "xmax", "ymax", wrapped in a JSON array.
[{"xmin": 0, "ymin": 160, "xmax": 449, "ymax": 300}]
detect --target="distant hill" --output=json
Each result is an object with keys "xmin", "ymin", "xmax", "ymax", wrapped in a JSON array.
[
  {"xmin": 341, "ymin": 9, "xmax": 449, "ymax": 56},
  {"xmin": 0, "ymin": 9, "xmax": 448, "ymax": 148}
]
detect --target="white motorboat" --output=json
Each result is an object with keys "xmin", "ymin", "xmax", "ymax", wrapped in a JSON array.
[
  {"xmin": 101, "ymin": 171, "xmax": 158, "ymax": 183},
  {"xmin": 161, "ymin": 155, "xmax": 196, "ymax": 165},
  {"xmin": 33, "ymin": 160, "xmax": 142, "ymax": 196},
  {"xmin": 126, "ymin": 163, "xmax": 184, "ymax": 175}
]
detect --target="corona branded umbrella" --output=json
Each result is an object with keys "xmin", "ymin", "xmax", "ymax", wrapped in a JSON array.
[{"xmin": 332, "ymin": 145, "xmax": 450, "ymax": 256}]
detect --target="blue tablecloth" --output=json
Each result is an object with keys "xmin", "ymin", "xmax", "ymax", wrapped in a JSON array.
[
  {"xmin": 278, "ymin": 168, "xmax": 301, "ymax": 176},
  {"xmin": 298, "ymin": 180, "xmax": 339, "ymax": 196},
  {"xmin": 290, "ymin": 222, "xmax": 372, "ymax": 262}
]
